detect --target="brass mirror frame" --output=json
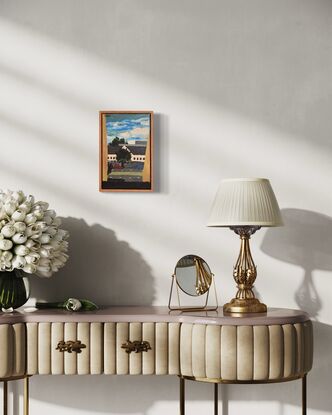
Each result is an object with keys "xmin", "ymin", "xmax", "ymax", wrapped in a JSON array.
[
  {"xmin": 174, "ymin": 255, "xmax": 212, "ymax": 297},
  {"xmin": 168, "ymin": 255, "xmax": 218, "ymax": 312}
]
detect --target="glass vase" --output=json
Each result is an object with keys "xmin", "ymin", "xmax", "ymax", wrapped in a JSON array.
[{"xmin": 0, "ymin": 270, "xmax": 30, "ymax": 312}]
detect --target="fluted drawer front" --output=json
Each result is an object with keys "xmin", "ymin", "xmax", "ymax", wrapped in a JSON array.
[
  {"xmin": 0, "ymin": 323, "xmax": 26, "ymax": 379},
  {"xmin": 24, "ymin": 320, "xmax": 313, "ymax": 380},
  {"xmin": 27, "ymin": 322, "xmax": 179, "ymax": 375},
  {"xmin": 180, "ymin": 321, "xmax": 313, "ymax": 381}
]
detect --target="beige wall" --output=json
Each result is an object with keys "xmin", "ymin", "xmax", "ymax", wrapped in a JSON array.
[{"xmin": 0, "ymin": 0, "xmax": 331, "ymax": 414}]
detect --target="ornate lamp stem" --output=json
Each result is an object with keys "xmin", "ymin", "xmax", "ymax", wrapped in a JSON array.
[{"xmin": 223, "ymin": 226, "xmax": 267, "ymax": 314}]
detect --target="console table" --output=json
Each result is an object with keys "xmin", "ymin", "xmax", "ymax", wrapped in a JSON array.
[{"xmin": 0, "ymin": 307, "xmax": 313, "ymax": 415}]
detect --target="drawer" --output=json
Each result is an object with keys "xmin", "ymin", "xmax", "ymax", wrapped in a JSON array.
[
  {"xmin": 26, "ymin": 322, "xmax": 181, "ymax": 375},
  {"xmin": 0, "ymin": 319, "xmax": 314, "ymax": 381},
  {"xmin": 180, "ymin": 321, "xmax": 313, "ymax": 381},
  {"xmin": 0, "ymin": 323, "xmax": 26, "ymax": 379}
]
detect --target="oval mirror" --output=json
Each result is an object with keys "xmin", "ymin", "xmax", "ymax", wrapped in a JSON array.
[{"xmin": 174, "ymin": 254, "xmax": 213, "ymax": 296}]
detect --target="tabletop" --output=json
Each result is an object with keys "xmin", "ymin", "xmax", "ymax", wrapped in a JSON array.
[{"xmin": 0, "ymin": 306, "xmax": 310, "ymax": 326}]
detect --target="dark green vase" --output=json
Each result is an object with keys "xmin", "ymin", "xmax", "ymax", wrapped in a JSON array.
[{"xmin": 0, "ymin": 270, "xmax": 30, "ymax": 311}]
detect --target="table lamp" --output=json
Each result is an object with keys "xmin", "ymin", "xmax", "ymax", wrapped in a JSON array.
[{"xmin": 207, "ymin": 178, "xmax": 283, "ymax": 314}]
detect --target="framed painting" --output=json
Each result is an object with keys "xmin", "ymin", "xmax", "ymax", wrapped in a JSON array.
[{"xmin": 99, "ymin": 111, "xmax": 153, "ymax": 192}]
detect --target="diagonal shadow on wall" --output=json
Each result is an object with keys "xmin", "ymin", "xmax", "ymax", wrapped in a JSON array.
[{"xmin": 1, "ymin": 0, "xmax": 332, "ymax": 151}]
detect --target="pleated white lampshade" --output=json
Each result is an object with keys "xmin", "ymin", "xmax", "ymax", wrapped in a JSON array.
[{"xmin": 207, "ymin": 178, "xmax": 283, "ymax": 227}]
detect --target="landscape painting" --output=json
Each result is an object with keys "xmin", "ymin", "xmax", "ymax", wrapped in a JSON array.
[{"xmin": 100, "ymin": 111, "xmax": 153, "ymax": 191}]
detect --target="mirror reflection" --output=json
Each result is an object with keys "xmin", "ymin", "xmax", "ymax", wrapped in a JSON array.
[{"xmin": 175, "ymin": 255, "xmax": 212, "ymax": 296}]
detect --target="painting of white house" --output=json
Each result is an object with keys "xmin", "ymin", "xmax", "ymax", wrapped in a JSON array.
[{"xmin": 100, "ymin": 112, "xmax": 153, "ymax": 191}]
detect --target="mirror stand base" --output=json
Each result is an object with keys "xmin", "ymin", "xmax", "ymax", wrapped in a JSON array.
[{"xmin": 168, "ymin": 274, "xmax": 219, "ymax": 312}]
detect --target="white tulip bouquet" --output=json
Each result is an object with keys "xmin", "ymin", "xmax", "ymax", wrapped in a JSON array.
[{"xmin": 0, "ymin": 190, "xmax": 69, "ymax": 277}]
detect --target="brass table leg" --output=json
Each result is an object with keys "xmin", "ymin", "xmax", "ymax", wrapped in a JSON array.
[
  {"xmin": 214, "ymin": 383, "xmax": 218, "ymax": 415},
  {"xmin": 1, "ymin": 376, "xmax": 30, "ymax": 415},
  {"xmin": 180, "ymin": 377, "xmax": 185, "ymax": 415},
  {"xmin": 179, "ymin": 375, "xmax": 308, "ymax": 414},
  {"xmin": 24, "ymin": 377, "xmax": 29, "ymax": 415},
  {"xmin": 302, "ymin": 375, "xmax": 307, "ymax": 415},
  {"xmin": 3, "ymin": 381, "xmax": 7, "ymax": 415}
]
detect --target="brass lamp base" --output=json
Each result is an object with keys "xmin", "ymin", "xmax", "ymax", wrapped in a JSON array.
[
  {"xmin": 223, "ymin": 298, "xmax": 267, "ymax": 314},
  {"xmin": 225, "ymin": 226, "xmax": 267, "ymax": 315}
]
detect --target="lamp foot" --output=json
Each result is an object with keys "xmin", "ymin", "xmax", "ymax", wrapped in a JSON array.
[{"xmin": 223, "ymin": 298, "xmax": 267, "ymax": 314}]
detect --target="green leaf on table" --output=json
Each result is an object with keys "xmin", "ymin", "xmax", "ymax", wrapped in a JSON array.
[{"xmin": 80, "ymin": 299, "xmax": 98, "ymax": 311}]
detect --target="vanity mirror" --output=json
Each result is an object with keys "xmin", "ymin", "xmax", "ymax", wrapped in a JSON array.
[{"xmin": 168, "ymin": 254, "xmax": 218, "ymax": 311}]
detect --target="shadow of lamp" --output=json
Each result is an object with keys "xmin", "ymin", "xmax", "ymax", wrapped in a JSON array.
[
  {"xmin": 261, "ymin": 208, "xmax": 332, "ymax": 318},
  {"xmin": 207, "ymin": 178, "xmax": 283, "ymax": 314}
]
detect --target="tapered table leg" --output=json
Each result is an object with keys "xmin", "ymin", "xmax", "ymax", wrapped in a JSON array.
[
  {"xmin": 302, "ymin": 375, "xmax": 307, "ymax": 415},
  {"xmin": 214, "ymin": 383, "xmax": 218, "ymax": 415},
  {"xmin": 180, "ymin": 377, "xmax": 185, "ymax": 415},
  {"xmin": 24, "ymin": 377, "xmax": 29, "ymax": 415},
  {"xmin": 3, "ymin": 381, "xmax": 7, "ymax": 415}
]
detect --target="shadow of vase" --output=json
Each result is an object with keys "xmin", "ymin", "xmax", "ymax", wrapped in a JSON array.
[
  {"xmin": 260, "ymin": 208, "xmax": 332, "ymax": 318},
  {"xmin": 30, "ymin": 217, "xmax": 156, "ymax": 306}
]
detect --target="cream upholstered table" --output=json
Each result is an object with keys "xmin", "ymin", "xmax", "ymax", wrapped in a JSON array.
[{"xmin": 0, "ymin": 307, "xmax": 313, "ymax": 415}]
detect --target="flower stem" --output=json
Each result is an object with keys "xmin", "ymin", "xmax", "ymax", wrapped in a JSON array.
[{"xmin": 35, "ymin": 301, "xmax": 65, "ymax": 309}]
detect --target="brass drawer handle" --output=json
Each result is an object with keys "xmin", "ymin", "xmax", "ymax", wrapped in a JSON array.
[
  {"xmin": 121, "ymin": 340, "xmax": 151, "ymax": 354},
  {"xmin": 56, "ymin": 340, "xmax": 86, "ymax": 353}
]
